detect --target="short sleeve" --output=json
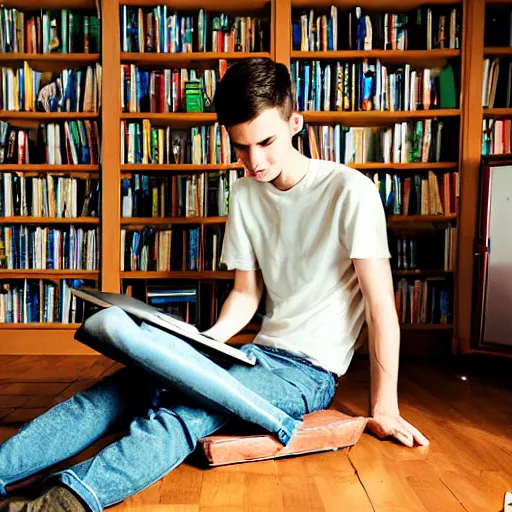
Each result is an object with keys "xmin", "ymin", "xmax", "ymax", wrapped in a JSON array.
[
  {"xmin": 220, "ymin": 180, "xmax": 260, "ymax": 271},
  {"xmin": 341, "ymin": 174, "xmax": 392, "ymax": 259}
]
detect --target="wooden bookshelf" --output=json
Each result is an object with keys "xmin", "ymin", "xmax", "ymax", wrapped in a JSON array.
[{"xmin": 0, "ymin": 0, "xmax": 477, "ymax": 354}]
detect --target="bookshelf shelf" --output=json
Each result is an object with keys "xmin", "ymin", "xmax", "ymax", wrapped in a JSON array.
[
  {"xmin": 0, "ymin": 323, "xmax": 81, "ymax": 330},
  {"xmin": 121, "ymin": 271, "xmax": 234, "ymax": 279},
  {"xmin": 0, "ymin": 165, "xmax": 100, "ymax": 173},
  {"xmin": 121, "ymin": 113, "xmax": 217, "ymax": 123},
  {"xmin": 119, "ymin": 0, "xmax": 270, "ymax": 9},
  {"xmin": 120, "ymin": 216, "xmax": 227, "ymax": 225},
  {"xmin": 0, "ymin": 271, "xmax": 99, "ymax": 278},
  {"xmin": 0, "ymin": 53, "xmax": 100, "ymax": 63},
  {"xmin": 120, "ymin": 163, "xmax": 244, "ymax": 172},
  {"xmin": 121, "ymin": 51, "xmax": 271, "ymax": 65},
  {"xmin": 387, "ymin": 214, "xmax": 457, "ymax": 224},
  {"xmin": 291, "ymin": 49, "xmax": 460, "ymax": 61},
  {"xmin": 348, "ymin": 162, "xmax": 457, "ymax": 170},
  {"xmin": 0, "ymin": 0, "xmax": 474, "ymax": 355},
  {"xmin": 0, "ymin": 217, "xmax": 100, "ymax": 225},
  {"xmin": 484, "ymin": 47, "xmax": 512, "ymax": 56},
  {"xmin": 290, "ymin": 0, "xmax": 459, "ymax": 7},
  {"xmin": 301, "ymin": 108, "xmax": 460, "ymax": 125},
  {"xmin": 120, "ymin": 215, "xmax": 456, "ymax": 228},
  {"xmin": 483, "ymin": 108, "xmax": 512, "ymax": 117},
  {"xmin": 3, "ymin": 0, "xmax": 97, "ymax": 7},
  {"xmin": 301, "ymin": 110, "xmax": 461, "ymax": 124},
  {"xmin": 0, "ymin": 112, "xmax": 99, "ymax": 120},
  {"xmin": 393, "ymin": 269, "xmax": 454, "ymax": 276},
  {"xmin": 400, "ymin": 324, "xmax": 453, "ymax": 330}
]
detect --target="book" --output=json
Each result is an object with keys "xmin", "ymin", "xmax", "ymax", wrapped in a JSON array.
[{"xmin": 70, "ymin": 287, "xmax": 256, "ymax": 366}]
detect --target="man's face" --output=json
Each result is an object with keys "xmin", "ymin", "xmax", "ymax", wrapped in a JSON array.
[{"xmin": 227, "ymin": 107, "xmax": 294, "ymax": 183}]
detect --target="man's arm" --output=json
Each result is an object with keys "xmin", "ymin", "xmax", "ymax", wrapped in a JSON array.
[
  {"xmin": 202, "ymin": 269, "xmax": 264, "ymax": 343},
  {"xmin": 353, "ymin": 258, "xmax": 429, "ymax": 447}
]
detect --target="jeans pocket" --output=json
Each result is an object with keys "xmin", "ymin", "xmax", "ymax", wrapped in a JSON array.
[{"xmin": 309, "ymin": 371, "xmax": 336, "ymax": 411}]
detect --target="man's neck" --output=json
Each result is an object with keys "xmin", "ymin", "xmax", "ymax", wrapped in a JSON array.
[{"xmin": 271, "ymin": 151, "xmax": 311, "ymax": 191}]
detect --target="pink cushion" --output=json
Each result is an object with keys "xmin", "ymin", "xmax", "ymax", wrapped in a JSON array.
[{"xmin": 198, "ymin": 410, "xmax": 367, "ymax": 466}]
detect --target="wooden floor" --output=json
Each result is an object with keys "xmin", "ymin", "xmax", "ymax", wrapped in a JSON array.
[{"xmin": 0, "ymin": 354, "xmax": 511, "ymax": 511}]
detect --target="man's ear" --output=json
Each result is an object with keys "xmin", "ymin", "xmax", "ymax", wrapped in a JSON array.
[{"xmin": 289, "ymin": 112, "xmax": 304, "ymax": 137}]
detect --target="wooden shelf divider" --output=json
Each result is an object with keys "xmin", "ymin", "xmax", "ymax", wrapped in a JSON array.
[
  {"xmin": 0, "ymin": 53, "xmax": 100, "ymax": 62},
  {"xmin": 121, "ymin": 271, "xmax": 234, "ymax": 279},
  {"xmin": 0, "ymin": 217, "xmax": 100, "ymax": 225},
  {"xmin": 0, "ymin": 165, "xmax": 100, "ymax": 173},
  {"xmin": 121, "ymin": 163, "xmax": 243, "ymax": 172},
  {"xmin": 387, "ymin": 214, "xmax": 457, "ymax": 224},
  {"xmin": 347, "ymin": 162, "xmax": 457, "ymax": 170},
  {"xmin": 292, "ymin": 49, "xmax": 460, "ymax": 60},
  {"xmin": 121, "ymin": 112, "xmax": 217, "ymax": 123},
  {"xmin": 483, "ymin": 47, "xmax": 512, "ymax": 56},
  {"xmin": 400, "ymin": 324, "xmax": 454, "ymax": 330},
  {"xmin": 121, "ymin": 51, "xmax": 271, "ymax": 64},
  {"xmin": 120, "ymin": 216, "xmax": 227, "ymax": 225},
  {"xmin": 0, "ymin": 112, "xmax": 99, "ymax": 120},
  {"xmin": 393, "ymin": 269, "xmax": 454, "ymax": 276},
  {"xmin": 0, "ymin": 271, "xmax": 100, "ymax": 279},
  {"xmin": 302, "ymin": 110, "xmax": 461, "ymax": 124}
]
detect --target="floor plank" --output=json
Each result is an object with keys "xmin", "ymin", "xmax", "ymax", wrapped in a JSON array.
[{"xmin": 0, "ymin": 355, "xmax": 510, "ymax": 511}]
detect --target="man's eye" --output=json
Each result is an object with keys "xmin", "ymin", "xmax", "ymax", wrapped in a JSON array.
[{"xmin": 261, "ymin": 139, "xmax": 274, "ymax": 147}]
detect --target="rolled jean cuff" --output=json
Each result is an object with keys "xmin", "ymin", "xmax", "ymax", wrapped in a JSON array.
[
  {"xmin": 43, "ymin": 470, "xmax": 103, "ymax": 512},
  {"xmin": 277, "ymin": 415, "xmax": 302, "ymax": 445}
]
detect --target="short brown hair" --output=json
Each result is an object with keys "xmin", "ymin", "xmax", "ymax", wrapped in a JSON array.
[{"xmin": 214, "ymin": 58, "xmax": 293, "ymax": 127}]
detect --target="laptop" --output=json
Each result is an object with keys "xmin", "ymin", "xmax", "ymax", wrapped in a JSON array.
[{"xmin": 70, "ymin": 287, "xmax": 256, "ymax": 366}]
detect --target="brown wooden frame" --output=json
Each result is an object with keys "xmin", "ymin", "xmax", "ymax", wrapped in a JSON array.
[{"xmin": 471, "ymin": 154, "xmax": 512, "ymax": 355}]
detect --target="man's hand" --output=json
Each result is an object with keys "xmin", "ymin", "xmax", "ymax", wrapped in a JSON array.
[
  {"xmin": 201, "ymin": 269, "xmax": 263, "ymax": 343},
  {"xmin": 367, "ymin": 411, "xmax": 429, "ymax": 447}
]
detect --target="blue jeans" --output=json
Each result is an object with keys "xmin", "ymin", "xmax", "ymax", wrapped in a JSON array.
[{"xmin": 0, "ymin": 307, "xmax": 336, "ymax": 511}]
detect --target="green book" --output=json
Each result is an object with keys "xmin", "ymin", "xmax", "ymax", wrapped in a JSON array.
[
  {"xmin": 61, "ymin": 9, "xmax": 68, "ymax": 53},
  {"xmin": 439, "ymin": 64, "xmax": 457, "ymax": 109}
]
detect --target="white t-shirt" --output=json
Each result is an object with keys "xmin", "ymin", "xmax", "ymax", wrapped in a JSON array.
[{"xmin": 220, "ymin": 158, "xmax": 391, "ymax": 376}]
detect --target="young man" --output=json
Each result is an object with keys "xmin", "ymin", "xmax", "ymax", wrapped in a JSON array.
[
  {"xmin": 206, "ymin": 57, "xmax": 428, "ymax": 449},
  {"xmin": 0, "ymin": 58, "xmax": 427, "ymax": 512}
]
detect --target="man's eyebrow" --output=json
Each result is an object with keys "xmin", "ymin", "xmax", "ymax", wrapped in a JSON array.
[
  {"xmin": 257, "ymin": 136, "xmax": 275, "ymax": 145},
  {"xmin": 231, "ymin": 136, "xmax": 275, "ymax": 148}
]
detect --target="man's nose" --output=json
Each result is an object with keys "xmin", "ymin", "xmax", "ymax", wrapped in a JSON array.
[{"xmin": 248, "ymin": 146, "xmax": 265, "ymax": 171}]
